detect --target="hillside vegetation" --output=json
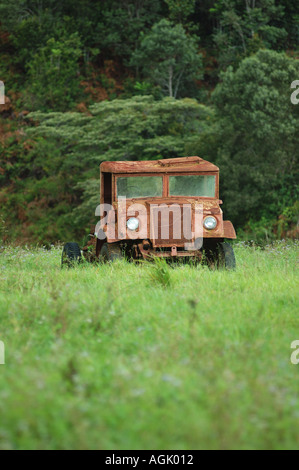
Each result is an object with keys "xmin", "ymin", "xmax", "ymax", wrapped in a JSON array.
[{"xmin": 0, "ymin": 0, "xmax": 298, "ymax": 243}]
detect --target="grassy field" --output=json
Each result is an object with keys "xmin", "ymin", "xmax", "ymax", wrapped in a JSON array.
[{"xmin": 0, "ymin": 241, "xmax": 298, "ymax": 450}]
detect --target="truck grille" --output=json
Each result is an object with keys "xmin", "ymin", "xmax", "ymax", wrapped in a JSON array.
[{"xmin": 150, "ymin": 204, "xmax": 193, "ymax": 247}]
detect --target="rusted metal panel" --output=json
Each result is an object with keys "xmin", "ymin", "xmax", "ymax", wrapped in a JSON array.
[
  {"xmin": 150, "ymin": 203, "xmax": 193, "ymax": 247},
  {"xmin": 223, "ymin": 221, "xmax": 237, "ymax": 239},
  {"xmin": 104, "ymin": 198, "xmax": 230, "ymax": 243},
  {"xmin": 138, "ymin": 244, "xmax": 203, "ymax": 260},
  {"xmin": 101, "ymin": 156, "xmax": 219, "ymax": 174}
]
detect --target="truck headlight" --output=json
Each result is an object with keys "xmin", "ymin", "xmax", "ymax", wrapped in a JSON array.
[
  {"xmin": 127, "ymin": 217, "xmax": 139, "ymax": 231},
  {"xmin": 204, "ymin": 216, "xmax": 217, "ymax": 230}
]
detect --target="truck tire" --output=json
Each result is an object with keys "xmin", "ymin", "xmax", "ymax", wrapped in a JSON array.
[
  {"xmin": 205, "ymin": 241, "xmax": 236, "ymax": 270},
  {"xmin": 100, "ymin": 243, "xmax": 123, "ymax": 262},
  {"xmin": 218, "ymin": 242, "xmax": 236, "ymax": 270},
  {"xmin": 61, "ymin": 242, "xmax": 82, "ymax": 267}
]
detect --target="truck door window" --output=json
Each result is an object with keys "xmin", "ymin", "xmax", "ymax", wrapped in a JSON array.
[
  {"xmin": 117, "ymin": 176, "xmax": 163, "ymax": 199},
  {"xmin": 169, "ymin": 175, "xmax": 216, "ymax": 197}
]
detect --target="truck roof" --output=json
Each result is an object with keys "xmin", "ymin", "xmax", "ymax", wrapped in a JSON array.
[{"xmin": 100, "ymin": 156, "xmax": 219, "ymax": 174}]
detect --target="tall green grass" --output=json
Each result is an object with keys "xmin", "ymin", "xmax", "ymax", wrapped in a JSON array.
[{"xmin": 0, "ymin": 241, "xmax": 298, "ymax": 450}]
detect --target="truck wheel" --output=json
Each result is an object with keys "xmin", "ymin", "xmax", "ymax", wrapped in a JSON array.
[
  {"xmin": 100, "ymin": 243, "xmax": 123, "ymax": 262},
  {"xmin": 61, "ymin": 242, "xmax": 82, "ymax": 267},
  {"xmin": 205, "ymin": 242, "xmax": 236, "ymax": 270},
  {"xmin": 219, "ymin": 242, "xmax": 236, "ymax": 270}
]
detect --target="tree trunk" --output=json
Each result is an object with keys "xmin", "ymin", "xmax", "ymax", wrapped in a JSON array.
[
  {"xmin": 174, "ymin": 68, "xmax": 184, "ymax": 99},
  {"xmin": 168, "ymin": 65, "xmax": 173, "ymax": 98}
]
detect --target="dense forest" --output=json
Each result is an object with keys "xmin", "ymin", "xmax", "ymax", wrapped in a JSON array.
[{"xmin": 0, "ymin": 0, "xmax": 298, "ymax": 244}]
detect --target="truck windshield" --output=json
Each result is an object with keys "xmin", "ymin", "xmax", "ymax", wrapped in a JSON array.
[
  {"xmin": 117, "ymin": 176, "xmax": 163, "ymax": 198},
  {"xmin": 169, "ymin": 175, "xmax": 216, "ymax": 197}
]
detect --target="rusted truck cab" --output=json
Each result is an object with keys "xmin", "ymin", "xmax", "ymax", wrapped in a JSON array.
[{"xmin": 93, "ymin": 157, "xmax": 236, "ymax": 268}]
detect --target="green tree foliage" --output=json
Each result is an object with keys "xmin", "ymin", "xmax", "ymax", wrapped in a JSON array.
[
  {"xmin": 25, "ymin": 33, "xmax": 82, "ymax": 111},
  {"xmin": 165, "ymin": 0, "xmax": 196, "ymax": 25},
  {"xmin": 281, "ymin": 0, "xmax": 299, "ymax": 48},
  {"xmin": 131, "ymin": 20, "xmax": 202, "ymax": 98},
  {"xmin": 28, "ymin": 96, "xmax": 211, "ymax": 162},
  {"xmin": 0, "ymin": 118, "xmax": 85, "ymax": 242},
  {"xmin": 0, "ymin": 1, "xmax": 64, "ymax": 67},
  {"xmin": 210, "ymin": 50, "xmax": 299, "ymax": 226},
  {"xmin": 210, "ymin": 0, "xmax": 288, "ymax": 68},
  {"xmin": 95, "ymin": 0, "xmax": 166, "ymax": 64}
]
